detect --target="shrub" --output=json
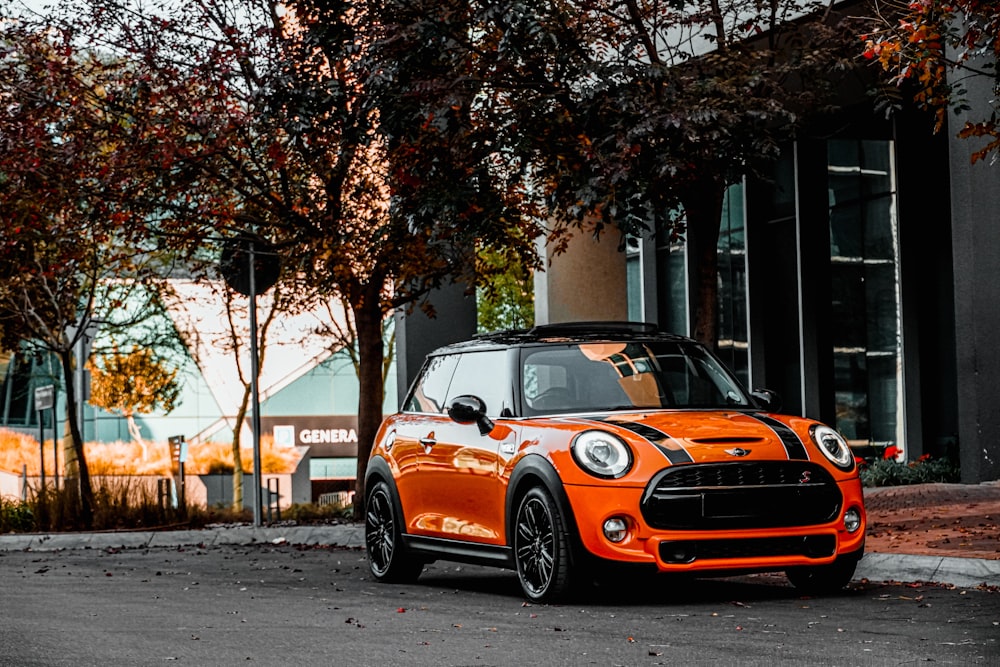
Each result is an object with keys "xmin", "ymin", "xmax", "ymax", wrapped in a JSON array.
[
  {"xmin": 282, "ymin": 501, "xmax": 353, "ymax": 524},
  {"xmin": 0, "ymin": 428, "xmax": 45, "ymax": 475},
  {"xmin": 860, "ymin": 455, "xmax": 961, "ymax": 487},
  {"xmin": 0, "ymin": 497, "xmax": 35, "ymax": 532}
]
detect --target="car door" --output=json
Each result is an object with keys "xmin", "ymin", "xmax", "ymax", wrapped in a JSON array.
[
  {"xmin": 392, "ymin": 353, "xmax": 460, "ymax": 534},
  {"xmin": 415, "ymin": 349, "xmax": 514, "ymax": 545}
]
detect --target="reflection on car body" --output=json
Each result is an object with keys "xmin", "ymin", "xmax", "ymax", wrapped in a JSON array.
[{"xmin": 365, "ymin": 322, "xmax": 866, "ymax": 602}]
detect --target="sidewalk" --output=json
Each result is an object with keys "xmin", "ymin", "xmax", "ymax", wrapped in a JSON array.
[
  {"xmin": 1, "ymin": 482, "xmax": 998, "ymax": 588},
  {"xmin": 858, "ymin": 481, "xmax": 1000, "ymax": 588}
]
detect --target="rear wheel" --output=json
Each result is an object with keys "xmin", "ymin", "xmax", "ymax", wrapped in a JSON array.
[
  {"xmin": 365, "ymin": 480, "xmax": 423, "ymax": 583},
  {"xmin": 513, "ymin": 486, "xmax": 574, "ymax": 603},
  {"xmin": 786, "ymin": 551, "xmax": 861, "ymax": 595}
]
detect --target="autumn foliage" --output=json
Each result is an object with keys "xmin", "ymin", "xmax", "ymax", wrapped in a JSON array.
[
  {"xmin": 0, "ymin": 428, "xmax": 300, "ymax": 478},
  {"xmin": 862, "ymin": 0, "xmax": 1000, "ymax": 162},
  {"xmin": 87, "ymin": 347, "xmax": 181, "ymax": 459}
]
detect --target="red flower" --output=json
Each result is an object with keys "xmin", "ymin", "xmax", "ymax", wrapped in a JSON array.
[{"xmin": 883, "ymin": 446, "xmax": 901, "ymax": 461}]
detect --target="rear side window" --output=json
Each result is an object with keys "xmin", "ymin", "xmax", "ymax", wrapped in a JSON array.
[
  {"xmin": 444, "ymin": 350, "xmax": 511, "ymax": 418},
  {"xmin": 404, "ymin": 354, "xmax": 459, "ymax": 413}
]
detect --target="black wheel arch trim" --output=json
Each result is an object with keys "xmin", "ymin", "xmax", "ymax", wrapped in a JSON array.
[
  {"xmin": 505, "ymin": 454, "xmax": 584, "ymax": 561},
  {"xmin": 365, "ymin": 456, "xmax": 407, "ymax": 527}
]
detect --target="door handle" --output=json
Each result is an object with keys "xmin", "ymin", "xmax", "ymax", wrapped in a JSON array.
[{"xmin": 420, "ymin": 435, "xmax": 437, "ymax": 448}]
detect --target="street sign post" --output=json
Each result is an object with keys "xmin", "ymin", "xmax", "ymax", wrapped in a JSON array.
[
  {"xmin": 169, "ymin": 435, "xmax": 188, "ymax": 511},
  {"xmin": 34, "ymin": 385, "xmax": 55, "ymax": 489}
]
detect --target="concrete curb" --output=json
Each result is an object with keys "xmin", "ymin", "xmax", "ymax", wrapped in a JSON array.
[
  {"xmin": 0, "ymin": 524, "xmax": 366, "ymax": 553},
  {"xmin": 2, "ymin": 526, "xmax": 996, "ymax": 588},
  {"xmin": 857, "ymin": 552, "xmax": 1000, "ymax": 588}
]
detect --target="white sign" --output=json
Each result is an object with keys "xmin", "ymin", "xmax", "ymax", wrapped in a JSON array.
[{"xmin": 34, "ymin": 385, "xmax": 55, "ymax": 411}]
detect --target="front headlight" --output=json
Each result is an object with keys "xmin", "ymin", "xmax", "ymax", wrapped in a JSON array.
[
  {"xmin": 810, "ymin": 424, "xmax": 854, "ymax": 470},
  {"xmin": 571, "ymin": 430, "xmax": 633, "ymax": 478}
]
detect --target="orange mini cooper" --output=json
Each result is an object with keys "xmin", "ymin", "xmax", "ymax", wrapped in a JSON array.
[{"xmin": 365, "ymin": 322, "xmax": 865, "ymax": 602}]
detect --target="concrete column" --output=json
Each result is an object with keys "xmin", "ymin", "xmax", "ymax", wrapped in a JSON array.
[
  {"xmin": 948, "ymin": 70, "xmax": 1000, "ymax": 483},
  {"xmin": 394, "ymin": 282, "xmax": 477, "ymax": 409},
  {"xmin": 534, "ymin": 225, "xmax": 628, "ymax": 325}
]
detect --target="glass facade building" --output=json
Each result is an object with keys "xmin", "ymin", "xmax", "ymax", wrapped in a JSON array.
[{"xmin": 624, "ymin": 130, "xmax": 949, "ymax": 465}]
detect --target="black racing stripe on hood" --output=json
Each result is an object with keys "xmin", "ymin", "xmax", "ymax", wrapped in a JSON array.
[
  {"xmin": 581, "ymin": 416, "xmax": 694, "ymax": 465},
  {"xmin": 748, "ymin": 413, "xmax": 809, "ymax": 460}
]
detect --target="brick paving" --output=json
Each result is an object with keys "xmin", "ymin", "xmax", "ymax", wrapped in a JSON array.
[{"xmin": 864, "ymin": 482, "xmax": 1000, "ymax": 560}]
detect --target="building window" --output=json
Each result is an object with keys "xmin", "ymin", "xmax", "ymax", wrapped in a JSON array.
[
  {"xmin": 827, "ymin": 139, "xmax": 902, "ymax": 451},
  {"xmin": 1, "ymin": 353, "xmax": 38, "ymax": 428},
  {"xmin": 716, "ymin": 184, "xmax": 749, "ymax": 387}
]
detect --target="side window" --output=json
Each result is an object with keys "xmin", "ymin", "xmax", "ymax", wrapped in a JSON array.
[
  {"xmin": 404, "ymin": 354, "xmax": 459, "ymax": 413},
  {"xmin": 444, "ymin": 350, "xmax": 510, "ymax": 418}
]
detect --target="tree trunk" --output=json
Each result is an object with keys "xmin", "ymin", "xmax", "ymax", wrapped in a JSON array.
[
  {"xmin": 124, "ymin": 412, "xmax": 148, "ymax": 461},
  {"xmin": 231, "ymin": 387, "xmax": 251, "ymax": 512},
  {"xmin": 352, "ymin": 283, "xmax": 386, "ymax": 520},
  {"xmin": 682, "ymin": 180, "xmax": 727, "ymax": 349},
  {"xmin": 59, "ymin": 347, "xmax": 94, "ymax": 528}
]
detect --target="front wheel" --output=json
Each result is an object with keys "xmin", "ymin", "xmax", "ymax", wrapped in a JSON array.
[
  {"xmin": 365, "ymin": 480, "xmax": 423, "ymax": 583},
  {"xmin": 513, "ymin": 486, "xmax": 574, "ymax": 603},
  {"xmin": 786, "ymin": 550, "xmax": 862, "ymax": 595}
]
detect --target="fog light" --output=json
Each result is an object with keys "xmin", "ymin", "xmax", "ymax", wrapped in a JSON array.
[
  {"xmin": 844, "ymin": 507, "xmax": 862, "ymax": 533},
  {"xmin": 602, "ymin": 517, "xmax": 628, "ymax": 543}
]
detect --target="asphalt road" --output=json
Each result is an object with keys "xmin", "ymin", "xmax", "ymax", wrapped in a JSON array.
[{"xmin": 1, "ymin": 544, "xmax": 997, "ymax": 666}]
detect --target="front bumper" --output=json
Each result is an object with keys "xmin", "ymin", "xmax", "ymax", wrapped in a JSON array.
[{"xmin": 563, "ymin": 478, "xmax": 866, "ymax": 573}]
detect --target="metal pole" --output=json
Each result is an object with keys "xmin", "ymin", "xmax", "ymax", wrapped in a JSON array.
[
  {"xmin": 52, "ymin": 405, "xmax": 59, "ymax": 491},
  {"xmin": 38, "ymin": 409, "xmax": 46, "ymax": 490},
  {"xmin": 248, "ymin": 241, "xmax": 264, "ymax": 527}
]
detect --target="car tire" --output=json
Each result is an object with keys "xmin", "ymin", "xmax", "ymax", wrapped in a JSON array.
[
  {"xmin": 513, "ymin": 486, "xmax": 574, "ymax": 603},
  {"xmin": 785, "ymin": 550, "xmax": 861, "ymax": 595},
  {"xmin": 365, "ymin": 479, "xmax": 423, "ymax": 583}
]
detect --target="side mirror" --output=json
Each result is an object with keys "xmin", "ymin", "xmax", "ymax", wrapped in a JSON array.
[
  {"xmin": 751, "ymin": 388, "xmax": 782, "ymax": 413},
  {"xmin": 447, "ymin": 395, "xmax": 495, "ymax": 436}
]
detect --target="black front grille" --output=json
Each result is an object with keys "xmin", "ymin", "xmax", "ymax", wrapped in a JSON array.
[
  {"xmin": 659, "ymin": 535, "xmax": 836, "ymax": 564},
  {"xmin": 641, "ymin": 462, "xmax": 842, "ymax": 530}
]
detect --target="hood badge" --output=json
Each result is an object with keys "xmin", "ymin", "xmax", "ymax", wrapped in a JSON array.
[{"xmin": 724, "ymin": 447, "xmax": 751, "ymax": 457}]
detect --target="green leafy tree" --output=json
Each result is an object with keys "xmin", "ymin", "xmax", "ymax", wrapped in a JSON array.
[
  {"xmin": 477, "ymin": 248, "xmax": 534, "ymax": 333},
  {"xmin": 862, "ymin": 0, "xmax": 1000, "ymax": 163},
  {"xmin": 87, "ymin": 347, "xmax": 181, "ymax": 461}
]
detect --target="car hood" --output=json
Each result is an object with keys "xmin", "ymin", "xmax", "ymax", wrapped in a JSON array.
[{"xmin": 572, "ymin": 410, "xmax": 813, "ymax": 464}]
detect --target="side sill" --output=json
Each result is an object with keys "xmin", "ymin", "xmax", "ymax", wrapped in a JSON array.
[{"xmin": 403, "ymin": 535, "xmax": 514, "ymax": 569}]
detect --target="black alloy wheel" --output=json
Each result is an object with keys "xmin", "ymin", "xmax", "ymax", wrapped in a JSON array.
[
  {"xmin": 514, "ymin": 486, "xmax": 573, "ymax": 602},
  {"xmin": 365, "ymin": 480, "xmax": 423, "ymax": 583}
]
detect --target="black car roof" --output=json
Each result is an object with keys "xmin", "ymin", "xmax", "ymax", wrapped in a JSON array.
[{"xmin": 426, "ymin": 321, "xmax": 695, "ymax": 356}]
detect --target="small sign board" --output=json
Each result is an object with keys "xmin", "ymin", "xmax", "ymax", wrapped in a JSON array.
[
  {"xmin": 34, "ymin": 385, "xmax": 55, "ymax": 412},
  {"xmin": 169, "ymin": 435, "xmax": 188, "ymax": 465}
]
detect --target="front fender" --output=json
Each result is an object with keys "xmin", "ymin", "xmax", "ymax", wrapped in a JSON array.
[{"xmin": 505, "ymin": 454, "xmax": 580, "ymax": 550}]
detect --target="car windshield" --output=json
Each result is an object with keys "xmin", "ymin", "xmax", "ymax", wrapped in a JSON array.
[{"xmin": 520, "ymin": 341, "xmax": 751, "ymax": 416}]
